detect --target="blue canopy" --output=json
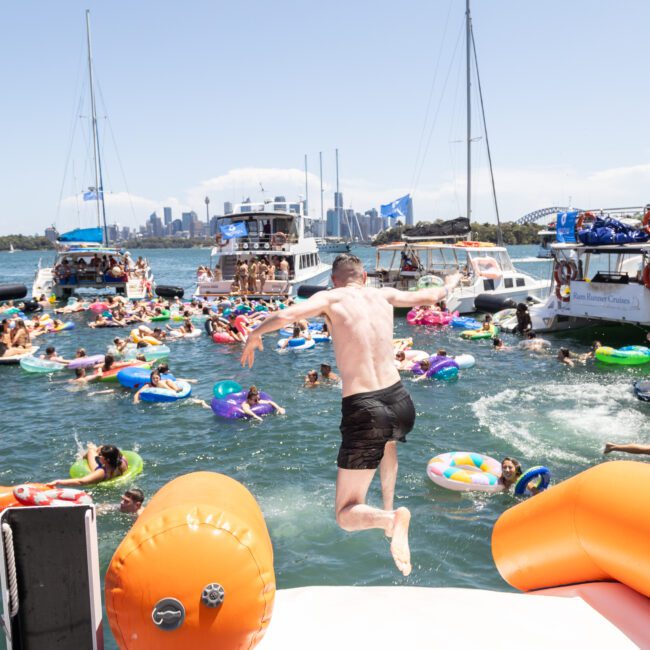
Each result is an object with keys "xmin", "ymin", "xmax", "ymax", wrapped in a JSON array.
[{"xmin": 57, "ymin": 228, "xmax": 104, "ymax": 244}]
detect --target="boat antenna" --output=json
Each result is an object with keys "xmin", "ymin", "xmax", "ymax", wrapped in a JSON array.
[
  {"xmin": 471, "ymin": 24, "xmax": 504, "ymax": 246},
  {"xmin": 335, "ymin": 148, "xmax": 341, "ymax": 238},
  {"xmin": 85, "ymin": 10, "xmax": 109, "ymax": 245},
  {"xmin": 304, "ymin": 154, "xmax": 309, "ymax": 216},
  {"xmin": 319, "ymin": 151, "xmax": 325, "ymax": 237}
]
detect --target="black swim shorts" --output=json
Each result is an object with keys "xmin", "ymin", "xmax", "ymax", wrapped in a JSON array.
[{"xmin": 338, "ymin": 381, "xmax": 416, "ymax": 470}]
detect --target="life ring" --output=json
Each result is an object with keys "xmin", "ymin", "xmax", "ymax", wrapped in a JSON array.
[
  {"xmin": 13, "ymin": 484, "xmax": 93, "ymax": 507},
  {"xmin": 554, "ymin": 260, "xmax": 578, "ymax": 302},
  {"xmin": 271, "ymin": 232, "xmax": 287, "ymax": 248},
  {"xmin": 471, "ymin": 256, "xmax": 502, "ymax": 280},
  {"xmin": 514, "ymin": 466, "xmax": 551, "ymax": 496},
  {"xmin": 643, "ymin": 264, "xmax": 650, "ymax": 289}
]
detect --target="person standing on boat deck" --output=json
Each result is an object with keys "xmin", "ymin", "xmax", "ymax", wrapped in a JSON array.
[
  {"xmin": 242, "ymin": 253, "xmax": 461, "ymax": 576},
  {"xmin": 278, "ymin": 257, "xmax": 289, "ymax": 281}
]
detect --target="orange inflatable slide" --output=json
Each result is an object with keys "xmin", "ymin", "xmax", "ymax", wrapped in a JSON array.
[
  {"xmin": 492, "ymin": 460, "xmax": 650, "ymax": 647},
  {"xmin": 105, "ymin": 472, "xmax": 275, "ymax": 649}
]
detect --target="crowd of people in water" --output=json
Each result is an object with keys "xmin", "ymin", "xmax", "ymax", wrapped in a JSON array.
[{"xmin": 2, "ymin": 266, "xmax": 648, "ymax": 564}]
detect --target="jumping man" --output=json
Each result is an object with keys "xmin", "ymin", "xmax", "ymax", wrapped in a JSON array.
[{"xmin": 242, "ymin": 254, "xmax": 460, "ymax": 576}]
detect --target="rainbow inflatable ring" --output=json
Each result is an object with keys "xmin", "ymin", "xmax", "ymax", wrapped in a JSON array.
[{"xmin": 427, "ymin": 451, "xmax": 503, "ymax": 492}]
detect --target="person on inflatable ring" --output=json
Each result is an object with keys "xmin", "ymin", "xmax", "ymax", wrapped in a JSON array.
[
  {"xmin": 499, "ymin": 457, "xmax": 542, "ymax": 495},
  {"xmin": 241, "ymin": 386, "xmax": 285, "ymax": 422},
  {"xmin": 134, "ymin": 369, "xmax": 182, "ymax": 404},
  {"xmin": 49, "ymin": 444, "xmax": 128, "ymax": 487},
  {"xmin": 279, "ymin": 325, "xmax": 311, "ymax": 350}
]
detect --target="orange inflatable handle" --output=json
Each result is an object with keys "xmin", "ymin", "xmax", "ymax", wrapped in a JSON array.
[
  {"xmin": 105, "ymin": 472, "xmax": 275, "ymax": 649},
  {"xmin": 492, "ymin": 461, "xmax": 650, "ymax": 597}
]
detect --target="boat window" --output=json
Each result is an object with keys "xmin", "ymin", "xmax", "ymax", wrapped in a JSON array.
[
  {"xmin": 483, "ymin": 279, "xmax": 495, "ymax": 291},
  {"xmin": 504, "ymin": 278, "xmax": 513, "ymax": 288},
  {"xmin": 516, "ymin": 278, "xmax": 525, "ymax": 287}
]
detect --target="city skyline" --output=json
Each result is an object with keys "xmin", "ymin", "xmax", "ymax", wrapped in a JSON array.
[{"xmin": 2, "ymin": 1, "xmax": 650, "ymax": 236}]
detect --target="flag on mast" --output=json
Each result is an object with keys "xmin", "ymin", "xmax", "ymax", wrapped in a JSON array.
[{"xmin": 380, "ymin": 194, "xmax": 410, "ymax": 219}]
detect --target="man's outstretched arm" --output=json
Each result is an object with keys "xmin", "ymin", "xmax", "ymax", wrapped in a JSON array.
[
  {"xmin": 241, "ymin": 291, "xmax": 332, "ymax": 367},
  {"xmin": 381, "ymin": 272, "xmax": 461, "ymax": 308}
]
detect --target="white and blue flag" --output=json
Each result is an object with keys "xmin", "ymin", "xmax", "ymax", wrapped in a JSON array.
[
  {"xmin": 381, "ymin": 194, "xmax": 410, "ymax": 219},
  {"xmin": 556, "ymin": 210, "xmax": 578, "ymax": 243},
  {"xmin": 83, "ymin": 187, "xmax": 103, "ymax": 201},
  {"xmin": 220, "ymin": 222, "xmax": 248, "ymax": 239}
]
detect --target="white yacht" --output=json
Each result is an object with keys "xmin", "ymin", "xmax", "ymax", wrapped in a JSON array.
[
  {"xmin": 369, "ymin": 238, "xmax": 550, "ymax": 313},
  {"xmin": 499, "ymin": 239, "xmax": 650, "ymax": 333},
  {"xmin": 315, "ymin": 237, "xmax": 351, "ymax": 254},
  {"xmin": 536, "ymin": 226, "xmax": 555, "ymax": 259},
  {"xmin": 194, "ymin": 201, "xmax": 331, "ymax": 300},
  {"xmin": 32, "ymin": 230, "xmax": 153, "ymax": 301}
]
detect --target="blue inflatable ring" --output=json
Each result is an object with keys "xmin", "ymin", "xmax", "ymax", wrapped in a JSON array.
[{"xmin": 514, "ymin": 466, "xmax": 551, "ymax": 496}]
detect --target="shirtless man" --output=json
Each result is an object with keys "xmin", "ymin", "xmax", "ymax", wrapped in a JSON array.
[{"xmin": 242, "ymin": 253, "xmax": 460, "ymax": 576}]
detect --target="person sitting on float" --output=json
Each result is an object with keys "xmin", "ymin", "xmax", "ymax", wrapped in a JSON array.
[
  {"xmin": 49, "ymin": 444, "xmax": 128, "ymax": 487},
  {"xmin": 279, "ymin": 325, "xmax": 311, "ymax": 349},
  {"xmin": 412, "ymin": 358, "xmax": 431, "ymax": 382},
  {"xmin": 42, "ymin": 346, "xmax": 70, "ymax": 364},
  {"xmin": 240, "ymin": 386, "xmax": 285, "ymax": 422},
  {"xmin": 394, "ymin": 350, "xmax": 414, "ymax": 371},
  {"xmin": 133, "ymin": 369, "xmax": 182, "ymax": 404}
]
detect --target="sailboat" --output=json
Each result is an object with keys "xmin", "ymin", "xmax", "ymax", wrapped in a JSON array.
[
  {"xmin": 31, "ymin": 11, "xmax": 154, "ymax": 301},
  {"xmin": 316, "ymin": 149, "xmax": 352, "ymax": 254},
  {"xmin": 370, "ymin": 0, "xmax": 550, "ymax": 312},
  {"xmin": 8, "ymin": 243, "xmax": 18, "ymax": 254}
]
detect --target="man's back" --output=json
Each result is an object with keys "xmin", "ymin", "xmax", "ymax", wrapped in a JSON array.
[{"xmin": 324, "ymin": 286, "xmax": 398, "ymax": 397}]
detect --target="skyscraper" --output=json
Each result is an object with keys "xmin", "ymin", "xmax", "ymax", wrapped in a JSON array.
[
  {"xmin": 405, "ymin": 197, "xmax": 414, "ymax": 226},
  {"xmin": 163, "ymin": 207, "xmax": 172, "ymax": 226},
  {"xmin": 224, "ymin": 201, "xmax": 233, "ymax": 215}
]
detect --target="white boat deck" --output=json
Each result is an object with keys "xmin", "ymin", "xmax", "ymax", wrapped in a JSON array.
[{"xmin": 261, "ymin": 584, "xmax": 649, "ymax": 649}]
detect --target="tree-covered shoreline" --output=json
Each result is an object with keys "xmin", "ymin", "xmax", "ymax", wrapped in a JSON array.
[
  {"xmin": 0, "ymin": 236, "xmax": 213, "ymax": 251},
  {"xmin": 372, "ymin": 220, "xmax": 545, "ymax": 246}
]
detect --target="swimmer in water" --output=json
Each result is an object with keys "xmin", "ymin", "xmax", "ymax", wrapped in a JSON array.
[
  {"xmin": 120, "ymin": 488, "xmax": 145, "ymax": 516},
  {"xmin": 499, "ymin": 456, "xmax": 542, "ymax": 495},
  {"xmin": 320, "ymin": 363, "xmax": 340, "ymax": 382},
  {"xmin": 304, "ymin": 369, "xmax": 320, "ymax": 387},
  {"xmin": 557, "ymin": 347, "xmax": 575, "ymax": 367},
  {"xmin": 604, "ymin": 442, "xmax": 650, "ymax": 456}
]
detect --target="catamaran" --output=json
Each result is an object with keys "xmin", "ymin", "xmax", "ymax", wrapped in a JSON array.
[{"xmin": 31, "ymin": 11, "xmax": 153, "ymax": 301}]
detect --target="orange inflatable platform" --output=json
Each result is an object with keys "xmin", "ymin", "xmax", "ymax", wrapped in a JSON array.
[
  {"xmin": 492, "ymin": 460, "xmax": 650, "ymax": 596},
  {"xmin": 105, "ymin": 472, "xmax": 275, "ymax": 649}
]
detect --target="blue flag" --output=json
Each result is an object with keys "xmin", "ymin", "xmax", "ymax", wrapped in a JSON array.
[
  {"xmin": 381, "ymin": 194, "xmax": 410, "ymax": 219},
  {"xmin": 220, "ymin": 221, "xmax": 248, "ymax": 239},
  {"xmin": 556, "ymin": 210, "xmax": 578, "ymax": 243},
  {"xmin": 83, "ymin": 188, "xmax": 103, "ymax": 201}
]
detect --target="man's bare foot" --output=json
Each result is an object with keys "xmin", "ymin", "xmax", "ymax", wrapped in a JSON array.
[
  {"xmin": 604, "ymin": 443, "xmax": 615, "ymax": 454},
  {"xmin": 390, "ymin": 507, "xmax": 411, "ymax": 576}
]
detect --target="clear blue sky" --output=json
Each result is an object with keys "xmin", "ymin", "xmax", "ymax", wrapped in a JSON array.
[{"xmin": 2, "ymin": 0, "xmax": 649, "ymax": 235}]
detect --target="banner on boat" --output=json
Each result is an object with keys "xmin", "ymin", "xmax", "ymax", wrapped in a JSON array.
[
  {"xmin": 556, "ymin": 211, "xmax": 578, "ymax": 243},
  {"xmin": 381, "ymin": 194, "xmax": 411, "ymax": 220},
  {"xmin": 219, "ymin": 222, "xmax": 248, "ymax": 239},
  {"xmin": 563, "ymin": 280, "xmax": 650, "ymax": 322}
]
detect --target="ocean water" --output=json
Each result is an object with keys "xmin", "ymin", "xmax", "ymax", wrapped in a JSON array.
[{"xmin": 0, "ymin": 245, "xmax": 647, "ymax": 648}]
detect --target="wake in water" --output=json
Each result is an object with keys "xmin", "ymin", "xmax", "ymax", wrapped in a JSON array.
[{"xmin": 472, "ymin": 379, "xmax": 642, "ymax": 463}]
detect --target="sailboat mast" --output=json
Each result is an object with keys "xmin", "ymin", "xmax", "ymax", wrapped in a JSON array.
[
  {"xmin": 319, "ymin": 151, "xmax": 324, "ymax": 237},
  {"xmin": 466, "ymin": 0, "xmax": 472, "ymax": 225},
  {"xmin": 85, "ymin": 10, "xmax": 108, "ymax": 245},
  {"xmin": 304, "ymin": 153, "xmax": 309, "ymax": 216}
]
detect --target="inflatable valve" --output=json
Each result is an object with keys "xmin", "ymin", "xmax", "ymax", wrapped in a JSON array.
[
  {"xmin": 151, "ymin": 597, "xmax": 185, "ymax": 632},
  {"xmin": 201, "ymin": 583, "xmax": 226, "ymax": 608}
]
